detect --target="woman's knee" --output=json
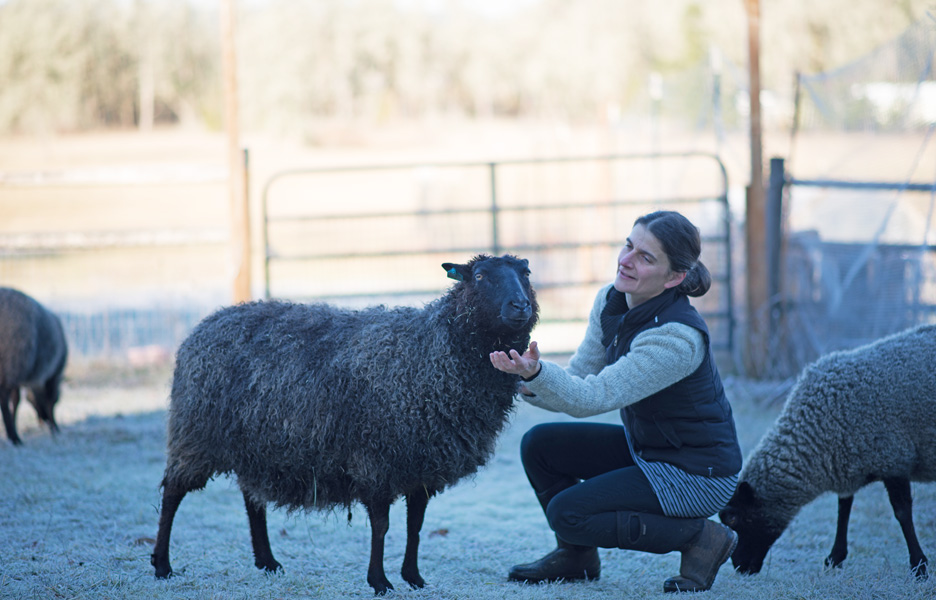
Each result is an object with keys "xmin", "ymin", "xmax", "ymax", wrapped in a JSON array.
[
  {"xmin": 519, "ymin": 423, "xmax": 558, "ymax": 465},
  {"xmin": 544, "ymin": 490, "xmax": 582, "ymax": 538}
]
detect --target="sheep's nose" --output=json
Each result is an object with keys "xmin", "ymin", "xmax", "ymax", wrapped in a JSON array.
[{"xmin": 510, "ymin": 299, "xmax": 531, "ymax": 312}]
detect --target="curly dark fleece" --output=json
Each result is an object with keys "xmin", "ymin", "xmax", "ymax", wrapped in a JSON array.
[{"xmin": 152, "ymin": 254, "xmax": 538, "ymax": 594}]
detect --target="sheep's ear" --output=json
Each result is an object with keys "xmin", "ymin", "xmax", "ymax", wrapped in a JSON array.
[
  {"xmin": 735, "ymin": 481, "xmax": 756, "ymax": 505},
  {"xmin": 442, "ymin": 262, "xmax": 469, "ymax": 281}
]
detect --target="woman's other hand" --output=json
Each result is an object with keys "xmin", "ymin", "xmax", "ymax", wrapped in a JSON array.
[{"xmin": 490, "ymin": 340, "xmax": 542, "ymax": 380}]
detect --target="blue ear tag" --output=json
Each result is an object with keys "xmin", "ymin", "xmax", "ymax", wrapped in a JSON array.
[{"xmin": 447, "ymin": 267, "xmax": 464, "ymax": 281}]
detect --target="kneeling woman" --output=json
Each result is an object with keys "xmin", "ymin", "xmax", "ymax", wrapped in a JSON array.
[{"xmin": 490, "ymin": 210, "xmax": 742, "ymax": 593}]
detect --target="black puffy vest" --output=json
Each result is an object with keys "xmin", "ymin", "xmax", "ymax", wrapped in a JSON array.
[{"xmin": 601, "ymin": 288, "xmax": 742, "ymax": 477}]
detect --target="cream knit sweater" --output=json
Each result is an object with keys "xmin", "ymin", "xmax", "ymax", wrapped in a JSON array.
[{"xmin": 522, "ymin": 284, "xmax": 706, "ymax": 418}]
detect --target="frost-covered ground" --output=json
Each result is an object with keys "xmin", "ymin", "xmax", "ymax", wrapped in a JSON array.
[{"xmin": 1, "ymin": 371, "xmax": 934, "ymax": 600}]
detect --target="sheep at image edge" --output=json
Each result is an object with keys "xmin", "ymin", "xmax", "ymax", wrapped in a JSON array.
[
  {"xmin": 720, "ymin": 323, "xmax": 936, "ymax": 579},
  {"xmin": 151, "ymin": 254, "xmax": 538, "ymax": 595},
  {"xmin": 0, "ymin": 287, "xmax": 67, "ymax": 446}
]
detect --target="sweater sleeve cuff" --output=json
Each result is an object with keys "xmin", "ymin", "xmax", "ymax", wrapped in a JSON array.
[{"xmin": 521, "ymin": 364, "xmax": 542, "ymax": 382}]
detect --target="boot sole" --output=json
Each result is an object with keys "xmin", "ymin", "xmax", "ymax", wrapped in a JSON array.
[{"xmin": 508, "ymin": 572, "xmax": 600, "ymax": 584}]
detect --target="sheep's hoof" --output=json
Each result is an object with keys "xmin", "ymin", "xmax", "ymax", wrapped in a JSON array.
[
  {"xmin": 153, "ymin": 564, "xmax": 173, "ymax": 579},
  {"xmin": 911, "ymin": 560, "xmax": 928, "ymax": 580},
  {"xmin": 255, "ymin": 559, "xmax": 283, "ymax": 574},
  {"xmin": 151, "ymin": 552, "xmax": 173, "ymax": 579},
  {"xmin": 401, "ymin": 561, "xmax": 425, "ymax": 589},
  {"xmin": 370, "ymin": 578, "xmax": 394, "ymax": 596},
  {"xmin": 824, "ymin": 554, "xmax": 845, "ymax": 569}
]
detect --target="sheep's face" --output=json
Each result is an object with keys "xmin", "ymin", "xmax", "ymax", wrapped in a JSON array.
[
  {"xmin": 442, "ymin": 254, "xmax": 538, "ymax": 334},
  {"xmin": 719, "ymin": 481, "xmax": 785, "ymax": 575}
]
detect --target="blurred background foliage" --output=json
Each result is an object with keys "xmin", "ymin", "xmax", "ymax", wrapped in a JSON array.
[{"xmin": 0, "ymin": 0, "xmax": 929, "ymax": 136}]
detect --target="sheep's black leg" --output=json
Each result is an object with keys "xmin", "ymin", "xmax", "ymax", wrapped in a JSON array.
[
  {"xmin": 365, "ymin": 499, "xmax": 394, "ymax": 595},
  {"xmin": 825, "ymin": 495, "xmax": 853, "ymax": 568},
  {"xmin": 27, "ymin": 385, "xmax": 58, "ymax": 434},
  {"xmin": 243, "ymin": 491, "xmax": 282, "ymax": 573},
  {"xmin": 883, "ymin": 477, "xmax": 928, "ymax": 579},
  {"xmin": 152, "ymin": 486, "xmax": 187, "ymax": 578},
  {"xmin": 41, "ymin": 378, "xmax": 61, "ymax": 433},
  {"xmin": 401, "ymin": 490, "xmax": 430, "ymax": 589},
  {"xmin": 1, "ymin": 386, "xmax": 22, "ymax": 445}
]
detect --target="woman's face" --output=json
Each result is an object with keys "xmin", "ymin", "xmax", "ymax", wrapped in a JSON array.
[{"xmin": 614, "ymin": 224, "xmax": 686, "ymax": 307}]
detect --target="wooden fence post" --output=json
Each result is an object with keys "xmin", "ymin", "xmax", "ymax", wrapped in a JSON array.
[
  {"xmin": 221, "ymin": 0, "xmax": 251, "ymax": 304},
  {"xmin": 744, "ymin": 0, "xmax": 767, "ymax": 377}
]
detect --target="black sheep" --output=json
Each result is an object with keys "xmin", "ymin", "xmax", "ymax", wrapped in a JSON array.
[
  {"xmin": 152, "ymin": 254, "xmax": 538, "ymax": 594},
  {"xmin": 0, "ymin": 287, "xmax": 68, "ymax": 446}
]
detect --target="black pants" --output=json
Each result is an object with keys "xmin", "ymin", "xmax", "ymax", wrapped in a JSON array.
[{"xmin": 521, "ymin": 421, "xmax": 699, "ymax": 551}]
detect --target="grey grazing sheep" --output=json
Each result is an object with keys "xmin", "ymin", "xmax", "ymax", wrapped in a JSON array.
[
  {"xmin": 151, "ymin": 254, "xmax": 538, "ymax": 595},
  {"xmin": 719, "ymin": 324, "xmax": 936, "ymax": 579},
  {"xmin": 0, "ymin": 287, "xmax": 67, "ymax": 446}
]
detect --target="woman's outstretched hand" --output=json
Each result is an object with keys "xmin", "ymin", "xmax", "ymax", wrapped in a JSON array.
[{"xmin": 489, "ymin": 340, "xmax": 541, "ymax": 380}]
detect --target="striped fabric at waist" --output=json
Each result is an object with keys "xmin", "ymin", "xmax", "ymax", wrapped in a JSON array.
[{"xmin": 624, "ymin": 428, "xmax": 738, "ymax": 518}]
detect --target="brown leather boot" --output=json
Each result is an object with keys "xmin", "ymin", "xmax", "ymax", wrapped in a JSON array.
[
  {"xmin": 508, "ymin": 539, "xmax": 600, "ymax": 583},
  {"xmin": 663, "ymin": 520, "xmax": 738, "ymax": 593}
]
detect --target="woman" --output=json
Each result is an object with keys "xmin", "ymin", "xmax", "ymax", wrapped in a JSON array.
[{"xmin": 490, "ymin": 210, "xmax": 742, "ymax": 593}]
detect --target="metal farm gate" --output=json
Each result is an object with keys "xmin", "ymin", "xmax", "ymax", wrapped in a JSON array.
[{"xmin": 260, "ymin": 153, "xmax": 734, "ymax": 358}]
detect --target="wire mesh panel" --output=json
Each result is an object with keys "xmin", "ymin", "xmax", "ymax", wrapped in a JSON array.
[
  {"xmin": 772, "ymin": 185, "xmax": 936, "ymax": 376},
  {"xmin": 796, "ymin": 18, "xmax": 936, "ymax": 134}
]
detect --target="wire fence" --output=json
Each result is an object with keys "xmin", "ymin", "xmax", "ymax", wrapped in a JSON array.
[
  {"xmin": 0, "ymin": 166, "xmax": 230, "ymax": 367},
  {"xmin": 260, "ymin": 153, "xmax": 735, "ymax": 360},
  {"xmin": 762, "ymin": 15, "xmax": 936, "ymax": 378},
  {"xmin": 3, "ymin": 16, "xmax": 935, "ymax": 379}
]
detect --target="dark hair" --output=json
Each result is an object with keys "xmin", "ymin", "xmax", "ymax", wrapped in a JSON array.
[{"xmin": 634, "ymin": 210, "xmax": 711, "ymax": 297}]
